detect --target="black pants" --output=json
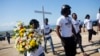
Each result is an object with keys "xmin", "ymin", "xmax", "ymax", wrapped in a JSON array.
[
  {"xmin": 76, "ymin": 33, "xmax": 84, "ymax": 52},
  {"xmin": 61, "ymin": 36, "xmax": 76, "ymax": 56},
  {"xmin": 7, "ymin": 37, "xmax": 10, "ymax": 44},
  {"xmin": 88, "ymin": 29, "xmax": 96, "ymax": 41}
]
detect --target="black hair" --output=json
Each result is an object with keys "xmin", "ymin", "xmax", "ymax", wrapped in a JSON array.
[
  {"xmin": 29, "ymin": 19, "xmax": 39, "ymax": 29},
  {"xmin": 61, "ymin": 4, "xmax": 71, "ymax": 15},
  {"xmin": 85, "ymin": 14, "xmax": 90, "ymax": 19},
  {"xmin": 72, "ymin": 13, "xmax": 77, "ymax": 17},
  {"xmin": 44, "ymin": 18, "xmax": 48, "ymax": 22}
]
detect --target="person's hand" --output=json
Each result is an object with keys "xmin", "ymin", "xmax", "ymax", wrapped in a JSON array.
[
  {"xmin": 44, "ymin": 33, "xmax": 49, "ymax": 35},
  {"xmin": 83, "ymin": 29, "xmax": 85, "ymax": 32}
]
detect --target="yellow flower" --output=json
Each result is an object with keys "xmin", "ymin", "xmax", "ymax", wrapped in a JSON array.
[
  {"xmin": 29, "ymin": 39, "xmax": 36, "ymax": 47},
  {"xmin": 19, "ymin": 47, "xmax": 25, "ymax": 52},
  {"xmin": 28, "ymin": 33, "xmax": 33, "ymax": 38},
  {"xmin": 19, "ymin": 33, "xmax": 24, "ymax": 37},
  {"xmin": 19, "ymin": 28, "xmax": 26, "ymax": 33}
]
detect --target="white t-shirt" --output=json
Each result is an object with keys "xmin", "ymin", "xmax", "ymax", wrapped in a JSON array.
[
  {"xmin": 27, "ymin": 45, "xmax": 44, "ymax": 56},
  {"xmin": 41, "ymin": 24, "xmax": 51, "ymax": 38},
  {"xmin": 96, "ymin": 13, "xmax": 100, "ymax": 23},
  {"xmin": 72, "ymin": 19, "xmax": 80, "ymax": 34},
  {"xmin": 56, "ymin": 16, "xmax": 73, "ymax": 37},
  {"xmin": 84, "ymin": 19, "xmax": 92, "ymax": 30}
]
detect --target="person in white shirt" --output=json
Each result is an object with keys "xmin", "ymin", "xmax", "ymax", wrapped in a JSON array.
[
  {"xmin": 72, "ymin": 13, "xmax": 88, "ymax": 56},
  {"xmin": 41, "ymin": 18, "xmax": 55, "ymax": 54},
  {"xmin": 83, "ymin": 14, "xmax": 97, "ymax": 42},
  {"xmin": 96, "ymin": 8, "xmax": 100, "ymax": 31},
  {"xmin": 25, "ymin": 19, "xmax": 45, "ymax": 56},
  {"xmin": 56, "ymin": 4, "xmax": 76, "ymax": 56}
]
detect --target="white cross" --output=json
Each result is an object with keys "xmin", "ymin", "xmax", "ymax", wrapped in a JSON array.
[
  {"xmin": 34, "ymin": 6, "xmax": 52, "ymax": 37},
  {"xmin": 34, "ymin": 6, "xmax": 52, "ymax": 20}
]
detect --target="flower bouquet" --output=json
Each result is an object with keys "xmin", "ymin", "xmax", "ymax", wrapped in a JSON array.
[{"xmin": 13, "ymin": 21, "xmax": 43, "ymax": 56}]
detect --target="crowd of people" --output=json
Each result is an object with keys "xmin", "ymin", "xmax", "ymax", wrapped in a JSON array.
[
  {"xmin": 4, "ymin": 4, "xmax": 100, "ymax": 56},
  {"xmin": 42, "ymin": 4, "xmax": 99, "ymax": 56}
]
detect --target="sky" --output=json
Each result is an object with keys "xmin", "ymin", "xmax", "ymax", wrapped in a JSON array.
[{"xmin": 0, "ymin": 0, "xmax": 100, "ymax": 31}]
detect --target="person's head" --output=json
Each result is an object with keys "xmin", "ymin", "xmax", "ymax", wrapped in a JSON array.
[
  {"xmin": 29, "ymin": 19, "xmax": 39, "ymax": 29},
  {"xmin": 6, "ymin": 32, "xmax": 8, "ymax": 34},
  {"xmin": 44, "ymin": 18, "xmax": 48, "ymax": 25},
  {"xmin": 99, "ymin": 8, "xmax": 100, "ymax": 13},
  {"xmin": 61, "ymin": 4, "xmax": 71, "ymax": 17},
  {"xmin": 85, "ymin": 14, "xmax": 90, "ymax": 19},
  {"xmin": 72, "ymin": 13, "xmax": 77, "ymax": 20}
]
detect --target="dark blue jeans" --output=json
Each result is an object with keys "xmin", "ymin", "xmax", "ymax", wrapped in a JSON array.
[
  {"xmin": 39, "ymin": 53, "xmax": 45, "ymax": 56},
  {"xmin": 44, "ymin": 36, "xmax": 55, "ymax": 53}
]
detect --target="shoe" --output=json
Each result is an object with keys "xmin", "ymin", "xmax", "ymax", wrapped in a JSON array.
[
  {"xmin": 89, "ymin": 40, "xmax": 93, "ymax": 43},
  {"xmin": 45, "ymin": 50, "xmax": 48, "ymax": 53},
  {"xmin": 45, "ymin": 51, "xmax": 48, "ymax": 53},
  {"xmin": 83, "ymin": 53, "xmax": 89, "ymax": 56},
  {"xmin": 53, "ymin": 51, "xmax": 56, "ymax": 55}
]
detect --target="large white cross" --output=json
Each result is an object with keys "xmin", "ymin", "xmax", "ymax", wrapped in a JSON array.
[{"xmin": 34, "ymin": 6, "xmax": 52, "ymax": 21}]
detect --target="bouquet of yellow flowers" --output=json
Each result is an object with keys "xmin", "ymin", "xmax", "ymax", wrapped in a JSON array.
[{"xmin": 13, "ymin": 21, "xmax": 42, "ymax": 54}]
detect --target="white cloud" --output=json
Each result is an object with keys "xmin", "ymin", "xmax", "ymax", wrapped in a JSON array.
[
  {"xmin": 0, "ymin": 22, "xmax": 16, "ymax": 31},
  {"xmin": 0, "ymin": 22, "xmax": 16, "ymax": 27}
]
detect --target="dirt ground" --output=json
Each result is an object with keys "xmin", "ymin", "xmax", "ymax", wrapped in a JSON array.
[{"xmin": 0, "ymin": 27, "xmax": 100, "ymax": 56}]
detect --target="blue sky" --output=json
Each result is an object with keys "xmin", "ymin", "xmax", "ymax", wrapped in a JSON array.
[{"xmin": 0, "ymin": 0, "xmax": 100, "ymax": 31}]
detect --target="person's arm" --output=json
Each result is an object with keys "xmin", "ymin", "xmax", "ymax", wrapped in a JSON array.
[
  {"xmin": 72, "ymin": 24, "xmax": 77, "ymax": 36},
  {"xmin": 79, "ymin": 25, "xmax": 82, "ymax": 33},
  {"xmin": 96, "ymin": 13, "xmax": 99, "ymax": 22},
  {"xmin": 56, "ymin": 26, "xmax": 61, "ymax": 39},
  {"xmin": 79, "ymin": 21, "xmax": 82, "ymax": 33},
  {"xmin": 71, "ymin": 19, "xmax": 76, "ymax": 36},
  {"xmin": 83, "ymin": 24, "xmax": 85, "ymax": 32},
  {"xmin": 41, "ymin": 29, "xmax": 44, "ymax": 35},
  {"xmin": 49, "ymin": 29, "xmax": 52, "ymax": 33},
  {"xmin": 41, "ymin": 29, "xmax": 52, "ymax": 35}
]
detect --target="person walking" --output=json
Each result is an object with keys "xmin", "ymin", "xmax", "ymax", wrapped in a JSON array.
[
  {"xmin": 41, "ymin": 18, "xmax": 55, "ymax": 54},
  {"xmin": 72, "ymin": 13, "xmax": 88, "ymax": 56},
  {"xmin": 6, "ymin": 32, "xmax": 10, "ymax": 44},
  {"xmin": 83, "ymin": 14, "xmax": 97, "ymax": 42}
]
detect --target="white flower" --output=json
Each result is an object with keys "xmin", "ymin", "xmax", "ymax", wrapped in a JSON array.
[
  {"xmin": 24, "ymin": 33, "xmax": 27, "ymax": 37},
  {"xmin": 14, "ymin": 28, "xmax": 18, "ymax": 32},
  {"xmin": 28, "ymin": 28, "xmax": 33, "ymax": 32},
  {"xmin": 15, "ymin": 33, "xmax": 19, "ymax": 36},
  {"xmin": 17, "ymin": 27, "xmax": 20, "ymax": 30}
]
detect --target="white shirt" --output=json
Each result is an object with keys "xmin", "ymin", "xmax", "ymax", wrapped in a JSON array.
[
  {"xmin": 97, "ymin": 13, "xmax": 100, "ymax": 23},
  {"xmin": 27, "ymin": 45, "xmax": 44, "ymax": 56},
  {"xmin": 41, "ymin": 24, "xmax": 51, "ymax": 38},
  {"xmin": 72, "ymin": 19, "xmax": 80, "ymax": 34},
  {"xmin": 35, "ymin": 27, "xmax": 42, "ymax": 35},
  {"xmin": 84, "ymin": 19, "xmax": 92, "ymax": 30},
  {"xmin": 56, "ymin": 16, "xmax": 73, "ymax": 37}
]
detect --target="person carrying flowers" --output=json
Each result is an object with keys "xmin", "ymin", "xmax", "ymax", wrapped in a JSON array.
[{"xmin": 13, "ymin": 19, "xmax": 44, "ymax": 56}]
